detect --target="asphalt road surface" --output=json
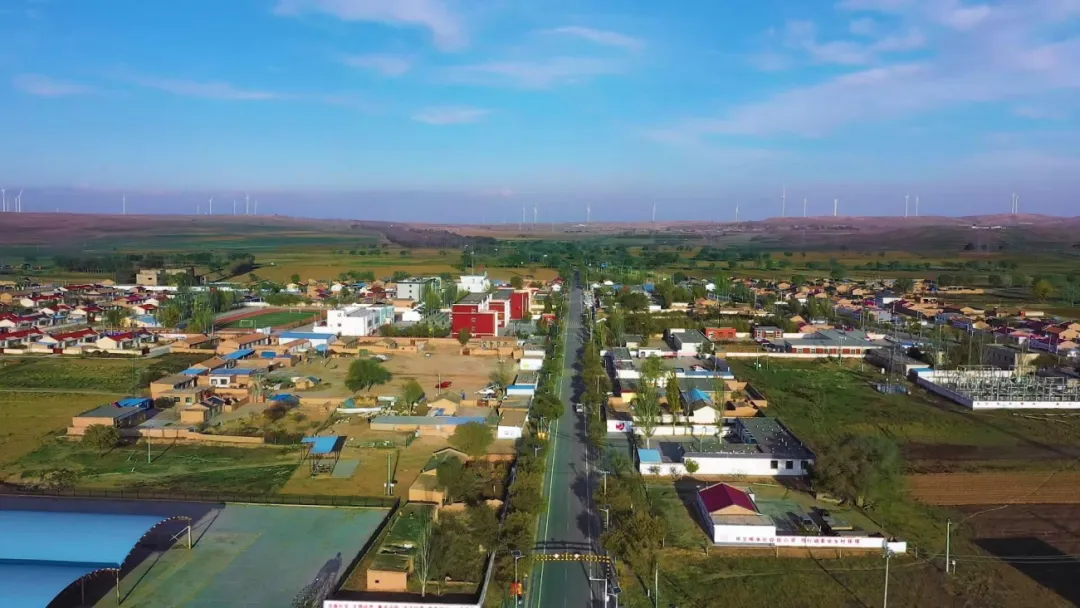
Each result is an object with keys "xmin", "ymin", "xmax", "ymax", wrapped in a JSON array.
[{"xmin": 526, "ymin": 277, "xmax": 604, "ymax": 608}]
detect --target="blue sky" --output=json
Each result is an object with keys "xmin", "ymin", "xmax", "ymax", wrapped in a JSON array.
[{"xmin": 1, "ymin": 0, "xmax": 1079, "ymax": 220}]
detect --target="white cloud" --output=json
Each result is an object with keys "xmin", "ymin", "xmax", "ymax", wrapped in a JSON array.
[
  {"xmin": 343, "ymin": 54, "xmax": 412, "ymax": 76},
  {"xmin": 445, "ymin": 57, "xmax": 622, "ymax": 89},
  {"xmin": 657, "ymin": 1, "xmax": 1080, "ymax": 139},
  {"xmin": 12, "ymin": 74, "xmax": 92, "ymax": 97},
  {"xmin": 848, "ymin": 17, "xmax": 878, "ymax": 36},
  {"xmin": 274, "ymin": 0, "xmax": 466, "ymax": 50},
  {"xmin": 546, "ymin": 26, "xmax": 644, "ymax": 50},
  {"xmin": 412, "ymin": 106, "xmax": 489, "ymax": 124},
  {"xmin": 130, "ymin": 76, "xmax": 280, "ymax": 100}
]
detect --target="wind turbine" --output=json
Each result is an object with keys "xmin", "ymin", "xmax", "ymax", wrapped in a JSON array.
[
  {"xmin": 802, "ymin": 197, "xmax": 807, "ymax": 218},
  {"xmin": 532, "ymin": 205, "xmax": 537, "ymax": 226},
  {"xmin": 208, "ymin": 197, "xmax": 213, "ymax": 215},
  {"xmin": 833, "ymin": 198, "xmax": 839, "ymax": 217},
  {"xmin": 651, "ymin": 202, "xmax": 657, "ymax": 224},
  {"xmin": 16, "ymin": 190, "xmax": 23, "ymax": 213},
  {"xmin": 735, "ymin": 201, "xmax": 740, "ymax": 222},
  {"xmin": 519, "ymin": 206, "xmax": 524, "ymax": 231},
  {"xmin": 782, "ymin": 186, "xmax": 787, "ymax": 218},
  {"xmin": 122, "ymin": 194, "xmax": 127, "ymax": 216},
  {"xmin": 253, "ymin": 199, "xmax": 258, "ymax": 215},
  {"xmin": 915, "ymin": 195, "xmax": 920, "ymax": 217},
  {"xmin": 586, "ymin": 202, "xmax": 591, "ymax": 224},
  {"xmin": 905, "ymin": 194, "xmax": 909, "ymax": 218},
  {"xmin": 2, "ymin": 189, "xmax": 6, "ymax": 213},
  {"xmin": 245, "ymin": 192, "xmax": 250, "ymax": 215},
  {"xmin": 233, "ymin": 199, "xmax": 237, "ymax": 215}
]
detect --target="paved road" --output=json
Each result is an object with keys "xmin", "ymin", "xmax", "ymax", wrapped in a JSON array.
[{"xmin": 528, "ymin": 276, "xmax": 603, "ymax": 608}]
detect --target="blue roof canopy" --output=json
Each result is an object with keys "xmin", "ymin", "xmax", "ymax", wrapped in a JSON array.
[
  {"xmin": 301, "ymin": 435, "xmax": 343, "ymax": 455},
  {"xmin": 686, "ymin": 388, "xmax": 712, "ymax": 403},
  {"xmin": 639, "ymin": 448, "xmax": 662, "ymax": 464},
  {"xmin": 222, "ymin": 348, "xmax": 255, "ymax": 360},
  {"xmin": 0, "ymin": 511, "xmax": 173, "ymax": 608}
]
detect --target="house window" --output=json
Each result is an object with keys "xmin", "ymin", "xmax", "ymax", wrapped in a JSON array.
[
  {"xmin": 770, "ymin": 460, "xmax": 778, "ymax": 470},
  {"xmin": 800, "ymin": 460, "xmax": 808, "ymax": 470},
  {"xmin": 785, "ymin": 460, "xmax": 794, "ymax": 469}
]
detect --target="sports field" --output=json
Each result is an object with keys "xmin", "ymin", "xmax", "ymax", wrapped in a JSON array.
[
  {"xmin": 0, "ymin": 494, "xmax": 391, "ymax": 608},
  {"xmin": 218, "ymin": 309, "xmax": 319, "ymax": 329}
]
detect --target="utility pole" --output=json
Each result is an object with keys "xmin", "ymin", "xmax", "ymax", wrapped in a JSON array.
[
  {"xmin": 945, "ymin": 519, "xmax": 952, "ymax": 574},
  {"xmin": 883, "ymin": 549, "xmax": 893, "ymax": 608}
]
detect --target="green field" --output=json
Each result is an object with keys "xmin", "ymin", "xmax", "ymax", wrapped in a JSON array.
[
  {"xmin": 0, "ymin": 353, "xmax": 208, "ymax": 393},
  {"xmin": 730, "ymin": 360, "xmax": 1080, "ymax": 471},
  {"xmin": 0, "ymin": 391, "xmax": 126, "ymax": 467},
  {"xmin": 219, "ymin": 310, "xmax": 319, "ymax": 328},
  {"xmin": 12, "ymin": 440, "xmax": 300, "ymax": 493}
]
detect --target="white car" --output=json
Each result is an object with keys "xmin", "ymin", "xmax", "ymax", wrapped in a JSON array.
[{"xmin": 574, "ymin": 403, "xmax": 584, "ymax": 414}]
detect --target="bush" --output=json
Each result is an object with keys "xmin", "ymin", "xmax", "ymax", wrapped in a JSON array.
[
  {"xmin": 82, "ymin": 424, "xmax": 121, "ymax": 451},
  {"xmin": 153, "ymin": 397, "xmax": 175, "ymax": 409},
  {"xmin": 262, "ymin": 403, "xmax": 289, "ymax": 422}
]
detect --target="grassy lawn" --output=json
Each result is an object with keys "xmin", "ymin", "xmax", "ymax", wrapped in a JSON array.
[
  {"xmin": 0, "ymin": 353, "xmax": 209, "ymax": 393},
  {"xmin": 0, "ymin": 391, "xmax": 125, "ymax": 467},
  {"xmin": 10, "ymin": 439, "xmax": 301, "ymax": 494},
  {"xmin": 218, "ymin": 310, "xmax": 318, "ymax": 328},
  {"xmin": 730, "ymin": 359, "xmax": 1080, "ymax": 469}
]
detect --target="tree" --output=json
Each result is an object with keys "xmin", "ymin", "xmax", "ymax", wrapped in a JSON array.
[
  {"xmin": 415, "ymin": 511, "xmax": 436, "ymax": 597},
  {"xmin": 813, "ymin": 434, "xmax": 903, "ymax": 508},
  {"xmin": 488, "ymin": 360, "xmax": 514, "ymax": 397},
  {"xmin": 103, "ymin": 307, "xmax": 126, "ymax": 329},
  {"xmin": 290, "ymin": 273, "xmax": 301, "ymax": 284},
  {"xmin": 82, "ymin": 424, "xmax": 121, "ymax": 451},
  {"xmin": 457, "ymin": 328, "xmax": 472, "ymax": 346},
  {"xmin": 893, "ymin": 278, "xmax": 914, "ymax": 294},
  {"xmin": 450, "ymin": 422, "xmax": 494, "ymax": 457},
  {"xmin": 422, "ymin": 288, "xmax": 443, "ymax": 317},
  {"xmin": 632, "ymin": 384, "xmax": 661, "ymax": 448},
  {"xmin": 1032, "ymin": 279, "xmax": 1055, "ymax": 301},
  {"xmin": 435, "ymin": 457, "xmax": 477, "ymax": 503},
  {"xmin": 345, "ymin": 358, "xmax": 392, "ymax": 392},
  {"xmin": 665, "ymin": 372, "xmax": 683, "ymax": 430},
  {"xmin": 153, "ymin": 396, "xmax": 175, "ymax": 409},
  {"xmin": 400, "ymin": 378, "xmax": 425, "ymax": 414},
  {"xmin": 157, "ymin": 302, "xmax": 183, "ymax": 328},
  {"xmin": 510, "ymin": 275, "xmax": 524, "ymax": 289},
  {"xmin": 684, "ymin": 458, "xmax": 699, "ymax": 475}
]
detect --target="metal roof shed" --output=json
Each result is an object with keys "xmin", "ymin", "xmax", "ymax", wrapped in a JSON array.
[{"xmin": 0, "ymin": 510, "xmax": 192, "ymax": 607}]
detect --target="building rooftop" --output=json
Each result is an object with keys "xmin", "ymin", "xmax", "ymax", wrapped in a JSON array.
[
  {"xmin": 670, "ymin": 329, "xmax": 707, "ymax": 344},
  {"xmin": 76, "ymin": 404, "xmax": 149, "ymax": 420},
  {"xmin": 458, "ymin": 292, "xmax": 489, "ymax": 305},
  {"xmin": 736, "ymin": 418, "xmax": 814, "ymax": 459}
]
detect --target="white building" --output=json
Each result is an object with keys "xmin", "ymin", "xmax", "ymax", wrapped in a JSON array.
[
  {"xmin": 638, "ymin": 418, "xmax": 814, "ymax": 477},
  {"xmin": 396, "ymin": 277, "xmax": 439, "ymax": 302},
  {"xmin": 313, "ymin": 304, "xmax": 394, "ymax": 337},
  {"xmin": 457, "ymin": 273, "xmax": 491, "ymax": 294}
]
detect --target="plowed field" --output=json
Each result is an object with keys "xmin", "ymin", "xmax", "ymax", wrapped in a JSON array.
[{"xmin": 909, "ymin": 472, "xmax": 1080, "ymax": 505}]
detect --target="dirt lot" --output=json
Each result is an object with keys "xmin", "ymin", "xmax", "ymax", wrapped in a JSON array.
[
  {"xmin": 909, "ymin": 472, "xmax": 1080, "ymax": 505},
  {"xmin": 958, "ymin": 504, "xmax": 1080, "ymax": 606},
  {"xmin": 276, "ymin": 352, "xmax": 509, "ymax": 402}
]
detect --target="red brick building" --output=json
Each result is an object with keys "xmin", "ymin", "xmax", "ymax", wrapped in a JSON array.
[{"xmin": 452, "ymin": 293, "xmax": 501, "ymax": 337}]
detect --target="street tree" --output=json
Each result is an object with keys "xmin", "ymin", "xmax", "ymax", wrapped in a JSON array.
[
  {"xmin": 488, "ymin": 360, "xmax": 514, "ymax": 397},
  {"xmin": 632, "ymin": 384, "xmax": 661, "ymax": 448},
  {"xmin": 457, "ymin": 328, "xmax": 471, "ymax": 346}
]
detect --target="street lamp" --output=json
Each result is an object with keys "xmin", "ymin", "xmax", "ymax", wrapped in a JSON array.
[
  {"xmin": 599, "ymin": 505, "xmax": 611, "ymax": 531},
  {"xmin": 512, "ymin": 550, "xmax": 524, "ymax": 605}
]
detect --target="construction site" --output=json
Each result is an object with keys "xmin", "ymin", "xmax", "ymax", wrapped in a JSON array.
[{"xmin": 916, "ymin": 367, "xmax": 1080, "ymax": 410}]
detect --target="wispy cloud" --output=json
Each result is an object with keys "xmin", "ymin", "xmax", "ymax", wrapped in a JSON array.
[
  {"xmin": 129, "ymin": 75, "xmax": 280, "ymax": 100},
  {"xmin": 545, "ymin": 26, "xmax": 644, "ymax": 50},
  {"xmin": 445, "ymin": 57, "xmax": 622, "ymax": 89},
  {"xmin": 412, "ymin": 106, "xmax": 489, "ymax": 124},
  {"xmin": 12, "ymin": 74, "xmax": 92, "ymax": 97},
  {"xmin": 343, "ymin": 54, "xmax": 412, "ymax": 76},
  {"xmin": 274, "ymin": 0, "xmax": 466, "ymax": 51},
  {"xmin": 781, "ymin": 19, "xmax": 924, "ymax": 65},
  {"xmin": 656, "ymin": 1, "xmax": 1080, "ymax": 140}
]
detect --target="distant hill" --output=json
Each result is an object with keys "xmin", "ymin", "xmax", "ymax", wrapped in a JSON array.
[{"xmin": 0, "ymin": 212, "xmax": 1077, "ymax": 254}]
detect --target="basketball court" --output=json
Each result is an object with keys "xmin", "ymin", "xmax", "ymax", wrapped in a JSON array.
[{"xmin": 218, "ymin": 308, "xmax": 318, "ymax": 330}]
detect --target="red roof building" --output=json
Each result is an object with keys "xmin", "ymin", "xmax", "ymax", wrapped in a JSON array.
[{"xmin": 697, "ymin": 483, "xmax": 758, "ymax": 515}]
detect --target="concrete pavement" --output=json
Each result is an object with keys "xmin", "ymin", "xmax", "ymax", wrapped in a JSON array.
[{"xmin": 527, "ymin": 276, "xmax": 603, "ymax": 608}]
